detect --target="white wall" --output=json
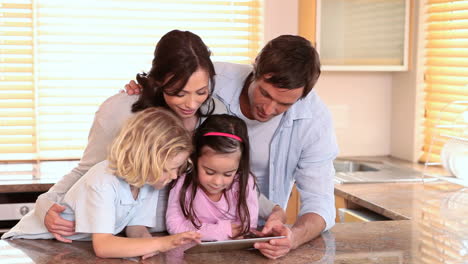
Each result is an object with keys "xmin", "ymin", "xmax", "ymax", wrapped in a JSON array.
[
  {"xmin": 317, "ymin": 73, "xmax": 392, "ymax": 156},
  {"xmin": 266, "ymin": 1, "xmax": 394, "ymax": 157},
  {"xmin": 264, "ymin": 1, "xmax": 299, "ymax": 42}
]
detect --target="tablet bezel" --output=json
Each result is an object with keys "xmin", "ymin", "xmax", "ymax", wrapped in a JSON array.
[{"xmin": 184, "ymin": 236, "xmax": 286, "ymax": 254}]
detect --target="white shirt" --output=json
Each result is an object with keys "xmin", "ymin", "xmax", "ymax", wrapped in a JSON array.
[{"xmin": 236, "ymin": 104, "xmax": 283, "ymax": 197}]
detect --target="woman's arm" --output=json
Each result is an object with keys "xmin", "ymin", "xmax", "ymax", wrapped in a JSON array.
[
  {"xmin": 92, "ymin": 232, "xmax": 200, "ymax": 258},
  {"xmin": 37, "ymin": 96, "xmax": 129, "ymax": 242}
]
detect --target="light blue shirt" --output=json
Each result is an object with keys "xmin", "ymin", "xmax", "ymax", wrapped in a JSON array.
[
  {"xmin": 213, "ymin": 62, "xmax": 339, "ymax": 231},
  {"xmin": 2, "ymin": 161, "xmax": 159, "ymax": 240}
]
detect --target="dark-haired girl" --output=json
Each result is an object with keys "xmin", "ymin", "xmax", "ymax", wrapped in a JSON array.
[{"xmin": 166, "ymin": 114, "xmax": 258, "ymax": 241}]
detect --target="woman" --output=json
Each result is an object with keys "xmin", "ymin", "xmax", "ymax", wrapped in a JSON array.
[{"xmin": 36, "ymin": 30, "xmax": 223, "ymax": 243}]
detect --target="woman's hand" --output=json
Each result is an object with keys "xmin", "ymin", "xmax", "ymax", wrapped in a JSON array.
[
  {"xmin": 123, "ymin": 80, "xmax": 142, "ymax": 95},
  {"xmin": 44, "ymin": 203, "xmax": 76, "ymax": 243}
]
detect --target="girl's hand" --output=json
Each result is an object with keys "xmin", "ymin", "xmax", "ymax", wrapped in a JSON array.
[
  {"xmin": 231, "ymin": 223, "xmax": 242, "ymax": 238},
  {"xmin": 157, "ymin": 231, "xmax": 201, "ymax": 252}
]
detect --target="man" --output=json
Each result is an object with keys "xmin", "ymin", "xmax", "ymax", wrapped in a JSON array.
[{"xmin": 129, "ymin": 35, "xmax": 338, "ymax": 259}]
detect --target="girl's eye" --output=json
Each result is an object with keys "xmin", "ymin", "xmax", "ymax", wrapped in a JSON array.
[
  {"xmin": 196, "ymin": 90, "xmax": 208, "ymax": 96},
  {"xmin": 175, "ymin": 93, "xmax": 185, "ymax": 98},
  {"xmin": 205, "ymin": 170, "xmax": 215, "ymax": 175},
  {"xmin": 224, "ymin": 173, "xmax": 234, "ymax": 177}
]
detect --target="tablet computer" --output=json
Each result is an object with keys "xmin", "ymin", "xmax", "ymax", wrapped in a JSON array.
[{"xmin": 184, "ymin": 236, "xmax": 286, "ymax": 254}]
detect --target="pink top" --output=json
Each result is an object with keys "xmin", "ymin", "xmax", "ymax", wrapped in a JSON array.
[{"xmin": 166, "ymin": 174, "xmax": 258, "ymax": 241}]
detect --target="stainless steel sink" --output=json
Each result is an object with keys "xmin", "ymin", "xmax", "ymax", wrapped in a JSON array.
[
  {"xmin": 333, "ymin": 160, "xmax": 379, "ymax": 173},
  {"xmin": 333, "ymin": 159, "xmax": 431, "ymax": 184}
]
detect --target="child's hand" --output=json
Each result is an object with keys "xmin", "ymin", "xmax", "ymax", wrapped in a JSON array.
[
  {"xmin": 231, "ymin": 223, "xmax": 242, "ymax": 238},
  {"xmin": 157, "ymin": 231, "xmax": 201, "ymax": 252}
]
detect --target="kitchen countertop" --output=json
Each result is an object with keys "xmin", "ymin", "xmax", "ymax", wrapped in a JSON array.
[
  {"xmin": 2, "ymin": 181, "xmax": 465, "ymax": 263},
  {"xmin": 0, "ymin": 220, "xmax": 414, "ymax": 264},
  {"xmin": 1, "ymin": 157, "xmax": 466, "ymax": 263},
  {"xmin": 333, "ymin": 156, "xmax": 458, "ymax": 220}
]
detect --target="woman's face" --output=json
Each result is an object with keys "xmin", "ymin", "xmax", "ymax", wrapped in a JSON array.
[{"xmin": 163, "ymin": 68, "xmax": 210, "ymax": 119}]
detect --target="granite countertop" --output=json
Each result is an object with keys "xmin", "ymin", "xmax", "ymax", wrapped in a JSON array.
[
  {"xmin": 2, "ymin": 181, "xmax": 465, "ymax": 263},
  {"xmin": 333, "ymin": 156, "xmax": 460, "ymax": 220},
  {"xmin": 0, "ymin": 221, "xmax": 414, "ymax": 264},
  {"xmin": 1, "ymin": 157, "xmax": 465, "ymax": 263}
]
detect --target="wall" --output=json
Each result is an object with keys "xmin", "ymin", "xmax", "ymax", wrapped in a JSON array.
[
  {"xmin": 267, "ymin": 0, "xmax": 394, "ymax": 157},
  {"xmin": 390, "ymin": 1, "xmax": 424, "ymax": 162}
]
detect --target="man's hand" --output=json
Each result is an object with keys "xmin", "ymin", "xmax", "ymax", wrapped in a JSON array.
[
  {"xmin": 122, "ymin": 80, "xmax": 142, "ymax": 95},
  {"xmin": 44, "ymin": 203, "xmax": 76, "ymax": 243},
  {"xmin": 255, "ymin": 212, "xmax": 326, "ymax": 259},
  {"xmin": 254, "ymin": 224, "xmax": 294, "ymax": 259},
  {"xmin": 261, "ymin": 205, "xmax": 286, "ymax": 235}
]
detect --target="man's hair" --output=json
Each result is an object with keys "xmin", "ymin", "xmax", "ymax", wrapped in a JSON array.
[
  {"xmin": 108, "ymin": 107, "xmax": 192, "ymax": 187},
  {"xmin": 253, "ymin": 35, "xmax": 321, "ymax": 98}
]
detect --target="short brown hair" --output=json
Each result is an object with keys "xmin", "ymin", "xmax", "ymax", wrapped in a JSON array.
[
  {"xmin": 253, "ymin": 35, "xmax": 321, "ymax": 98},
  {"xmin": 108, "ymin": 107, "xmax": 192, "ymax": 187}
]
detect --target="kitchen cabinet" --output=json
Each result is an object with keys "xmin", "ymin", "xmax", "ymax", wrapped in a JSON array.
[
  {"xmin": 286, "ymin": 185, "xmax": 300, "ymax": 224},
  {"xmin": 314, "ymin": 0, "xmax": 410, "ymax": 71}
]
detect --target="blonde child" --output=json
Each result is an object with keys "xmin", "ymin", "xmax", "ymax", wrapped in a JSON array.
[
  {"xmin": 2, "ymin": 108, "xmax": 201, "ymax": 259},
  {"xmin": 166, "ymin": 114, "xmax": 258, "ymax": 241}
]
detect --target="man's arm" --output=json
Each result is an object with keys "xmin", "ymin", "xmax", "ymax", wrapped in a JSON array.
[
  {"xmin": 256, "ymin": 105, "xmax": 339, "ymax": 259},
  {"xmin": 290, "ymin": 212, "xmax": 326, "ymax": 248}
]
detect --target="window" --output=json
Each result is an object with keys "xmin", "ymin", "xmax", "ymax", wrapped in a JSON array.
[
  {"xmin": 0, "ymin": 0, "xmax": 263, "ymax": 161},
  {"xmin": 420, "ymin": 0, "xmax": 468, "ymax": 163}
]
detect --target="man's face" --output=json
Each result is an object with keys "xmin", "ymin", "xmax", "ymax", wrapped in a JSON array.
[{"xmin": 247, "ymin": 76, "xmax": 304, "ymax": 122}]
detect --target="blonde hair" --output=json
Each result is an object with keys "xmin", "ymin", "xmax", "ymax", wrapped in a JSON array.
[{"xmin": 108, "ymin": 107, "xmax": 192, "ymax": 187}]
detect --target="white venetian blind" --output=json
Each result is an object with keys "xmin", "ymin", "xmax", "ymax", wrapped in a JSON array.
[
  {"xmin": 420, "ymin": 0, "xmax": 468, "ymax": 163},
  {"xmin": 0, "ymin": 1, "xmax": 35, "ymax": 160},
  {"xmin": 319, "ymin": 0, "xmax": 406, "ymax": 66},
  {"xmin": 0, "ymin": 0, "xmax": 263, "ymax": 161}
]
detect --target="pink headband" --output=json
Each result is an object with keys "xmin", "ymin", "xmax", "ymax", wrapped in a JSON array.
[{"xmin": 203, "ymin": 132, "xmax": 243, "ymax": 142}]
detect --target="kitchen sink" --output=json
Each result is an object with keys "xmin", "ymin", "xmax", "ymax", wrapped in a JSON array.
[
  {"xmin": 333, "ymin": 159, "xmax": 430, "ymax": 184},
  {"xmin": 333, "ymin": 160, "xmax": 379, "ymax": 173}
]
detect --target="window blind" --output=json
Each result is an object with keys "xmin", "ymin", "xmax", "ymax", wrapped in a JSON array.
[
  {"xmin": 0, "ymin": 1, "xmax": 35, "ymax": 160},
  {"xmin": 0, "ymin": 0, "xmax": 263, "ymax": 161},
  {"xmin": 420, "ymin": 0, "xmax": 468, "ymax": 163}
]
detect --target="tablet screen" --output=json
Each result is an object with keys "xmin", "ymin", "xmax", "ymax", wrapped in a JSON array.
[{"xmin": 184, "ymin": 236, "xmax": 286, "ymax": 254}]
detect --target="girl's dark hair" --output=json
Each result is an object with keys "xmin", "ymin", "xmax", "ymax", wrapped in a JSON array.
[
  {"xmin": 177, "ymin": 114, "xmax": 253, "ymax": 238},
  {"xmin": 132, "ymin": 30, "xmax": 215, "ymax": 116}
]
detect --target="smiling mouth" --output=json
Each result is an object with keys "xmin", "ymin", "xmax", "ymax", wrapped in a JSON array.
[
  {"xmin": 179, "ymin": 108, "xmax": 195, "ymax": 115},
  {"xmin": 208, "ymin": 185, "xmax": 223, "ymax": 192}
]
